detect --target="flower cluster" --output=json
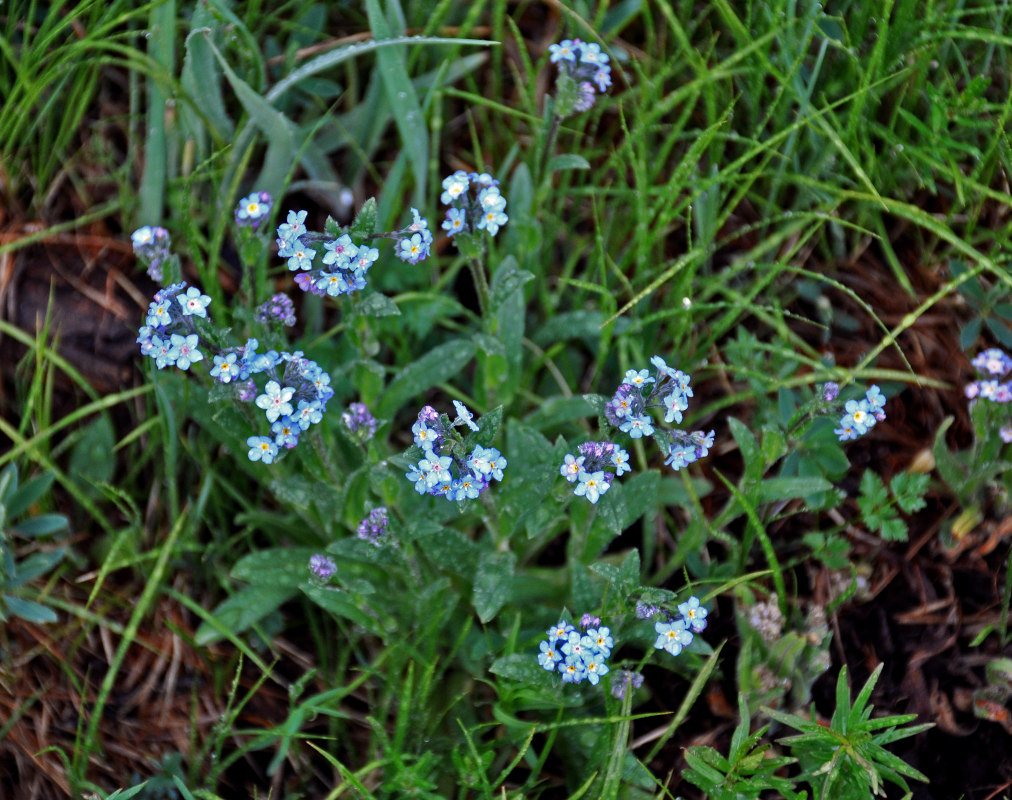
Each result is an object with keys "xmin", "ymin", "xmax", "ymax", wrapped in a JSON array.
[
  {"xmin": 548, "ymin": 38, "xmax": 612, "ymax": 113},
  {"xmin": 138, "ymin": 282, "xmax": 210, "ymax": 370},
  {"xmin": 404, "ymin": 403, "xmax": 507, "ymax": 503},
  {"xmin": 833, "ymin": 385, "xmax": 886, "ymax": 442},
  {"xmin": 274, "ymin": 205, "xmax": 434, "ymax": 299},
  {"xmin": 137, "ymin": 281, "xmax": 333, "ymax": 465},
  {"xmin": 440, "ymin": 171, "xmax": 508, "ymax": 238},
  {"xmin": 241, "ymin": 349, "xmax": 334, "ymax": 463},
  {"xmin": 275, "ymin": 209, "xmax": 382, "ymax": 299},
  {"xmin": 235, "ymin": 191, "xmax": 273, "ymax": 228},
  {"xmin": 537, "ymin": 618, "xmax": 613, "ymax": 685},
  {"xmin": 394, "ymin": 207, "xmax": 434, "ymax": 265},
  {"xmin": 559, "ymin": 441, "xmax": 629, "ymax": 504},
  {"xmin": 653, "ymin": 596, "xmax": 708, "ymax": 657},
  {"xmin": 559, "ymin": 357, "xmax": 714, "ymax": 503},
  {"xmin": 357, "ymin": 507, "xmax": 390, "ymax": 546},
  {"xmin": 309, "ymin": 553, "xmax": 337, "ymax": 581},
  {"xmin": 131, "ymin": 225, "xmax": 172, "ymax": 282},
  {"xmin": 610, "ymin": 669, "xmax": 644, "ymax": 700},
  {"xmin": 965, "ymin": 348, "xmax": 1012, "ymax": 442},
  {"xmin": 255, "ymin": 293, "xmax": 297, "ymax": 327},
  {"xmin": 341, "ymin": 402, "xmax": 377, "ymax": 443}
]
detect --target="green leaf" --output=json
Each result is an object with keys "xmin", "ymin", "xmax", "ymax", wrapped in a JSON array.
[
  {"xmin": 11, "ymin": 514, "xmax": 68, "ymax": 538},
  {"xmin": 231, "ymin": 547, "xmax": 320, "ymax": 589},
  {"xmin": 377, "ymin": 338, "xmax": 476, "ymax": 418},
  {"xmin": 757, "ymin": 476, "xmax": 832, "ymax": 503},
  {"xmin": 180, "ymin": 12, "xmax": 234, "ymax": 141},
  {"xmin": 474, "ymin": 404, "xmax": 505, "ymax": 446},
  {"xmin": 195, "ymin": 584, "xmax": 297, "ymax": 646},
  {"xmin": 891, "ymin": 472, "xmax": 929, "ymax": 513},
  {"xmin": 413, "ymin": 521, "xmax": 479, "ymax": 578},
  {"xmin": 932, "ymin": 417, "xmax": 967, "ymax": 496},
  {"xmin": 10, "ymin": 549, "xmax": 64, "ymax": 584},
  {"xmin": 3, "ymin": 594, "xmax": 57, "ymax": 624},
  {"xmin": 300, "ymin": 582, "xmax": 381, "ymax": 633},
  {"xmin": 489, "ymin": 653, "xmax": 551, "ymax": 684},
  {"xmin": 879, "ymin": 517, "xmax": 909, "ymax": 542},
  {"xmin": 350, "ymin": 197, "xmax": 377, "ymax": 237},
  {"xmin": 0, "ymin": 464, "xmax": 17, "ymax": 505},
  {"xmin": 728, "ymin": 417, "xmax": 762, "ymax": 482},
  {"xmin": 524, "ymin": 395, "xmax": 605, "ymax": 430},
  {"xmin": 5, "ymin": 471, "xmax": 55, "ymax": 519},
  {"xmin": 364, "ymin": 0, "xmax": 428, "ymax": 204},
  {"xmin": 355, "ymin": 293, "xmax": 401, "ymax": 317},
  {"xmin": 857, "ymin": 470, "xmax": 889, "ymax": 514},
  {"xmin": 615, "ymin": 550, "xmax": 639, "ymax": 594},
  {"xmin": 472, "ymin": 550, "xmax": 516, "ymax": 623},
  {"xmin": 547, "ymin": 153, "xmax": 591, "ymax": 172},
  {"xmin": 490, "ymin": 257, "xmax": 535, "ymax": 309},
  {"xmin": 205, "ymin": 33, "xmax": 297, "ymax": 197}
]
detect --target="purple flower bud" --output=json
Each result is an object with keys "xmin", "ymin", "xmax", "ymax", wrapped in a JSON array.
[
  {"xmin": 309, "ymin": 554, "xmax": 337, "ymax": 580},
  {"xmin": 357, "ymin": 507, "xmax": 390, "ymax": 545},
  {"xmin": 342, "ymin": 402, "xmax": 377, "ymax": 443},
  {"xmin": 822, "ymin": 382, "xmax": 840, "ymax": 403},
  {"xmin": 610, "ymin": 670, "xmax": 644, "ymax": 700},
  {"xmin": 255, "ymin": 293, "xmax": 297, "ymax": 327},
  {"xmin": 237, "ymin": 379, "xmax": 257, "ymax": 402},
  {"xmin": 635, "ymin": 601, "xmax": 660, "ymax": 620}
]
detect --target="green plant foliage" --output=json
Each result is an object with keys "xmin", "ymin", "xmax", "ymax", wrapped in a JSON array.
[
  {"xmin": 856, "ymin": 469, "xmax": 929, "ymax": 542},
  {"xmin": 766, "ymin": 665, "xmax": 932, "ymax": 800},
  {"xmin": 13, "ymin": 0, "xmax": 1012, "ymax": 795},
  {"xmin": 0, "ymin": 464, "xmax": 68, "ymax": 625},
  {"xmin": 684, "ymin": 696, "xmax": 805, "ymax": 800}
]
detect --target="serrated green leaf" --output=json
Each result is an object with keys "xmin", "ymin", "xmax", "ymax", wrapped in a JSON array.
[
  {"xmin": 858, "ymin": 469, "xmax": 890, "ymax": 508},
  {"xmin": 879, "ymin": 517, "xmax": 909, "ymax": 542},
  {"xmin": 891, "ymin": 472, "xmax": 929, "ymax": 513}
]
